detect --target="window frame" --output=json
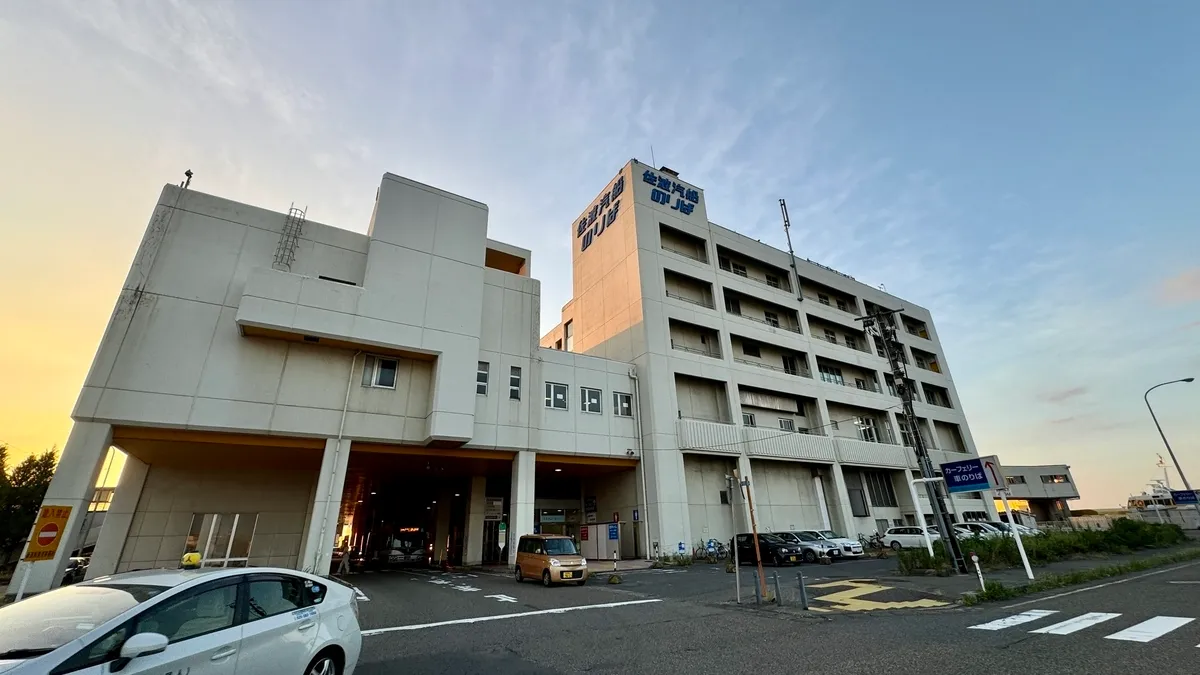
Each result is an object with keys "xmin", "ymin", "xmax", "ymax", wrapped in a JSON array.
[
  {"xmin": 580, "ymin": 387, "xmax": 602, "ymax": 414},
  {"xmin": 509, "ymin": 366, "xmax": 522, "ymax": 400},
  {"xmin": 241, "ymin": 573, "xmax": 315, "ymax": 624},
  {"xmin": 613, "ymin": 392, "xmax": 633, "ymax": 417},
  {"xmin": 742, "ymin": 412, "xmax": 756, "ymax": 427},
  {"xmin": 741, "ymin": 342, "xmax": 761, "ymax": 358},
  {"xmin": 362, "ymin": 354, "xmax": 399, "ymax": 389},
  {"xmin": 778, "ymin": 418, "xmax": 796, "ymax": 432},
  {"xmin": 544, "ymin": 382, "xmax": 568, "ymax": 410},
  {"xmin": 477, "ymin": 361, "xmax": 489, "ymax": 396}
]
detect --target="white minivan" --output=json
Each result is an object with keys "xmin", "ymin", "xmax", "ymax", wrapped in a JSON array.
[{"xmin": 881, "ymin": 525, "xmax": 941, "ymax": 550}]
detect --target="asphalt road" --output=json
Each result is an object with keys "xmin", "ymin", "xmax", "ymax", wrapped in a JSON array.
[{"xmin": 351, "ymin": 559, "xmax": 1200, "ymax": 674}]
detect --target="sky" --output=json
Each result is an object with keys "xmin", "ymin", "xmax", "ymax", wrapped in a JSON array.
[{"xmin": 1, "ymin": 1, "xmax": 1197, "ymax": 508}]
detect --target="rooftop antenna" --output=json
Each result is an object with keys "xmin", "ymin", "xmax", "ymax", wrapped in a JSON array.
[
  {"xmin": 779, "ymin": 199, "xmax": 804, "ymax": 303},
  {"xmin": 650, "ymin": 144, "xmax": 656, "ymax": 169},
  {"xmin": 181, "ymin": 169, "xmax": 193, "ymax": 189}
]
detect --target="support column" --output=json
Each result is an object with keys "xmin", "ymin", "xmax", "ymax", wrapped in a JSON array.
[
  {"xmin": 463, "ymin": 476, "xmax": 487, "ymax": 566},
  {"xmin": 433, "ymin": 489, "xmax": 453, "ymax": 564},
  {"xmin": 735, "ymin": 454, "xmax": 760, "ymax": 533},
  {"xmin": 508, "ymin": 451, "xmax": 536, "ymax": 566},
  {"xmin": 299, "ymin": 438, "xmax": 351, "ymax": 575},
  {"xmin": 9, "ymin": 422, "xmax": 112, "ymax": 597},
  {"xmin": 813, "ymin": 473, "xmax": 832, "ymax": 530},
  {"xmin": 828, "ymin": 463, "xmax": 858, "ymax": 537},
  {"xmin": 86, "ymin": 453, "xmax": 149, "ymax": 579}
]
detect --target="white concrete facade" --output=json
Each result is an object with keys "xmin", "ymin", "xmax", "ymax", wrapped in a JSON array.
[{"xmin": 13, "ymin": 162, "xmax": 992, "ymax": 596}]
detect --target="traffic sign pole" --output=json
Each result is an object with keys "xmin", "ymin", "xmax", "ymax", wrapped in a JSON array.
[
  {"xmin": 907, "ymin": 476, "xmax": 935, "ymax": 557},
  {"xmin": 999, "ymin": 490, "xmax": 1034, "ymax": 580}
]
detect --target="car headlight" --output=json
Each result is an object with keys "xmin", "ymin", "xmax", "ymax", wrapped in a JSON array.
[
  {"xmin": 549, "ymin": 558, "xmax": 561, "ymax": 567},
  {"xmin": 579, "ymin": 559, "xmax": 587, "ymax": 566}
]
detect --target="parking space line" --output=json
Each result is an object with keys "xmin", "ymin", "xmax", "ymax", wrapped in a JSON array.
[{"xmin": 361, "ymin": 599, "xmax": 664, "ymax": 635}]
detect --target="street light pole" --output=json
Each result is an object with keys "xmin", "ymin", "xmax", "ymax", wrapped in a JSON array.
[{"xmin": 1144, "ymin": 378, "xmax": 1195, "ymax": 493}]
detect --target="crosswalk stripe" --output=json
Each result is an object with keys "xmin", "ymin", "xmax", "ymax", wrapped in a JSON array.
[
  {"xmin": 1030, "ymin": 612, "xmax": 1122, "ymax": 635},
  {"xmin": 1104, "ymin": 616, "xmax": 1195, "ymax": 643},
  {"xmin": 969, "ymin": 609, "xmax": 1058, "ymax": 631}
]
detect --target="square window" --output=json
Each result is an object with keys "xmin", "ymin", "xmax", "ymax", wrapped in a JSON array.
[
  {"xmin": 764, "ymin": 312, "xmax": 780, "ymax": 328},
  {"xmin": 477, "ymin": 362, "xmax": 489, "ymax": 395},
  {"xmin": 509, "ymin": 366, "xmax": 522, "ymax": 400},
  {"xmin": 614, "ymin": 392, "xmax": 633, "ymax": 417},
  {"xmin": 720, "ymin": 490, "xmax": 730, "ymax": 505},
  {"xmin": 362, "ymin": 355, "xmax": 399, "ymax": 389},
  {"xmin": 818, "ymin": 294, "xmax": 830, "ymax": 306},
  {"xmin": 766, "ymin": 274, "xmax": 780, "ymax": 288},
  {"xmin": 837, "ymin": 299, "xmax": 848, "ymax": 312},
  {"xmin": 742, "ymin": 412, "xmax": 756, "ymax": 427},
  {"xmin": 581, "ymin": 387, "xmax": 602, "ymax": 414},
  {"xmin": 824, "ymin": 329, "xmax": 837, "ymax": 344},
  {"xmin": 545, "ymin": 382, "xmax": 568, "ymax": 409},
  {"xmin": 741, "ymin": 342, "xmax": 761, "ymax": 358},
  {"xmin": 732, "ymin": 262, "xmax": 748, "ymax": 277},
  {"xmin": 778, "ymin": 418, "xmax": 795, "ymax": 432}
]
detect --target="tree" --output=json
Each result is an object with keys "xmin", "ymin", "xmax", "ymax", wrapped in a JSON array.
[{"xmin": 0, "ymin": 446, "xmax": 58, "ymax": 559}]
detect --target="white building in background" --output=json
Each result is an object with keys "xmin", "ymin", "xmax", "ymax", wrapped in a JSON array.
[{"xmin": 11, "ymin": 160, "xmax": 994, "ymax": 597}]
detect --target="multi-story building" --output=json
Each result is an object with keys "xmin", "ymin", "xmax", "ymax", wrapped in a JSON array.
[
  {"xmin": 11, "ymin": 160, "xmax": 993, "ymax": 597},
  {"xmin": 998, "ymin": 464, "xmax": 1079, "ymax": 522}
]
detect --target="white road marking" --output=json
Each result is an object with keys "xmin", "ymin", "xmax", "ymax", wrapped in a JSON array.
[
  {"xmin": 485, "ymin": 594, "xmax": 519, "ymax": 603},
  {"xmin": 1030, "ymin": 612, "xmax": 1121, "ymax": 635},
  {"xmin": 428, "ymin": 579, "xmax": 452, "ymax": 585},
  {"xmin": 969, "ymin": 610, "xmax": 1058, "ymax": 631},
  {"xmin": 362, "ymin": 599, "xmax": 664, "ymax": 635},
  {"xmin": 1002, "ymin": 560, "xmax": 1200, "ymax": 609},
  {"xmin": 1105, "ymin": 616, "xmax": 1195, "ymax": 643},
  {"xmin": 451, "ymin": 585, "xmax": 480, "ymax": 592},
  {"xmin": 353, "ymin": 587, "xmax": 370, "ymax": 602},
  {"xmin": 1167, "ymin": 581, "xmax": 1200, "ymax": 584}
]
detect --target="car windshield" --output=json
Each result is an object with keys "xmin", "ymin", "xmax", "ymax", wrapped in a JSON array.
[
  {"xmin": 794, "ymin": 532, "xmax": 820, "ymax": 542},
  {"xmin": 544, "ymin": 538, "xmax": 578, "ymax": 555},
  {"xmin": 818, "ymin": 530, "xmax": 841, "ymax": 539},
  {"xmin": 0, "ymin": 584, "xmax": 165, "ymax": 654},
  {"xmin": 758, "ymin": 534, "xmax": 785, "ymax": 544}
]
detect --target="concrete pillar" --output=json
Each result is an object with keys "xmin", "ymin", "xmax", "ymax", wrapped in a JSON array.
[
  {"xmin": 433, "ymin": 488, "xmax": 454, "ymax": 563},
  {"xmin": 9, "ymin": 422, "xmax": 112, "ymax": 597},
  {"xmin": 86, "ymin": 454, "xmax": 148, "ymax": 579},
  {"xmin": 813, "ymin": 473, "xmax": 832, "ymax": 530},
  {"xmin": 815, "ymin": 399, "xmax": 835, "ymax": 437},
  {"xmin": 508, "ymin": 451, "xmax": 536, "ymax": 566},
  {"xmin": 463, "ymin": 476, "xmax": 487, "ymax": 566},
  {"xmin": 735, "ymin": 454, "xmax": 760, "ymax": 533},
  {"xmin": 827, "ymin": 463, "xmax": 859, "ymax": 537},
  {"xmin": 299, "ymin": 438, "xmax": 351, "ymax": 575}
]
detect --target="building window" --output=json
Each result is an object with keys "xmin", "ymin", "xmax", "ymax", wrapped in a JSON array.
[
  {"xmin": 581, "ymin": 387, "xmax": 602, "ymax": 413},
  {"xmin": 613, "ymin": 392, "xmax": 633, "ymax": 416},
  {"xmin": 718, "ymin": 256, "xmax": 731, "ymax": 271},
  {"xmin": 509, "ymin": 366, "xmax": 522, "ymax": 400},
  {"xmin": 764, "ymin": 311, "xmax": 780, "ymax": 328},
  {"xmin": 476, "ymin": 362, "xmax": 489, "ymax": 395},
  {"xmin": 856, "ymin": 417, "xmax": 879, "ymax": 443},
  {"xmin": 732, "ymin": 262, "xmax": 748, "ymax": 277},
  {"xmin": 818, "ymin": 364, "xmax": 844, "ymax": 385},
  {"xmin": 725, "ymin": 297, "xmax": 741, "ymax": 315},
  {"xmin": 742, "ymin": 342, "xmax": 761, "ymax": 358},
  {"xmin": 564, "ymin": 321, "xmax": 574, "ymax": 351},
  {"xmin": 778, "ymin": 418, "xmax": 795, "ymax": 432},
  {"xmin": 836, "ymin": 299, "xmax": 849, "ymax": 312},
  {"xmin": 845, "ymin": 335, "xmax": 857, "ymax": 350},
  {"xmin": 864, "ymin": 471, "xmax": 898, "ymax": 507},
  {"xmin": 766, "ymin": 274, "xmax": 780, "ymax": 288},
  {"xmin": 1006, "ymin": 475, "xmax": 1027, "ymax": 485},
  {"xmin": 898, "ymin": 418, "xmax": 915, "ymax": 447},
  {"xmin": 818, "ymin": 294, "xmax": 830, "ymax": 306},
  {"xmin": 848, "ymin": 488, "xmax": 870, "ymax": 517},
  {"xmin": 742, "ymin": 412, "xmax": 756, "ymax": 427},
  {"xmin": 782, "ymin": 355, "xmax": 800, "ymax": 375},
  {"xmin": 545, "ymin": 382, "xmax": 568, "ymax": 409},
  {"xmin": 823, "ymin": 329, "xmax": 837, "ymax": 344},
  {"xmin": 720, "ymin": 490, "xmax": 730, "ymax": 505},
  {"xmin": 362, "ymin": 355, "xmax": 398, "ymax": 389},
  {"xmin": 830, "ymin": 420, "xmax": 840, "ymax": 430},
  {"xmin": 555, "ymin": 339, "xmax": 562, "ymax": 350},
  {"xmin": 185, "ymin": 513, "xmax": 258, "ymax": 568},
  {"xmin": 1041, "ymin": 474, "xmax": 1070, "ymax": 484}
]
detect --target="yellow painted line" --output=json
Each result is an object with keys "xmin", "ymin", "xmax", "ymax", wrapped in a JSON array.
[{"xmin": 805, "ymin": 579, "xmax": 949, "ymax": 612}]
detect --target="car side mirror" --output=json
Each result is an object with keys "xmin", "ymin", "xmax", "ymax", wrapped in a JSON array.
[{"xmin": 111, "ymin": 633, "xmax": 169, "ymax": 671}]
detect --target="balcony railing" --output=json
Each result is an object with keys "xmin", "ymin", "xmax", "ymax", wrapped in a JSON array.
[
  {"xmin": 733, "ymin": 357, "xmax": 812, "ymax": 378},
  {"xmin": 925, "ymin": 398, "xmax": 953, "ymax": 409},
  {"xmin": 817, "ymin": 333, "xmax": 872, "ymax": 355},
  {"xmin": 720, "ymin": 261, "xmax": 792, "ymax": 293},
  {"xmin": 662, "ymin": 244, "xmax": 708, "ymax": 264},
  {"xmin": 729, "ymin": 311, "xmax": 803, "ymax": 334},
  {"xmin": 803, "ymin": 292, "xmax": 859, "ymax": 317},
  {"xmin": 905, "ymin": 326, "xmax": 931, "ymax": 340},
  {"xmin": 670, "ymin": 340, "xmax": 721, "ymax": 359},
  {"xmin": 665, "ymin": 290, "xmax": 714, "ymax": 309},
  {"xmin": 914, "ymin": 361, "xmax": 942, "ymax": 374}
]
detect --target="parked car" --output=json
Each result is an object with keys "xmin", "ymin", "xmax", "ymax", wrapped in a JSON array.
[
  {"xmin": 881, "ymin": 525, "xmax": 941, "ymax": 550},
  {"xmin": 985, "ymin": 520, "xmax": 1043, "ymax": 537},
  {"xmin": 798, "ymin": 529, "xmax": 864, "ymax": 559},
  {"xmin": 773, "ymin": 531, "xmax": 839, "ymax": 563},
  {"xmin": 0, "ymin": 566, "xmax": 362, "ymax": 675},
  {"xmin": 954, "ymin": 522, "xmax": 1005, "ymax": 539},
  {"xmin": 514, "ymin": 534, "xmax": 588, "ymax": 586},
  {"xmin": 62, "ymin": 556, "xmax": 89, "ymax": 585},
  {"xmin": 732, "ymin": 533, "xmax": 804, "ymax": 566}
]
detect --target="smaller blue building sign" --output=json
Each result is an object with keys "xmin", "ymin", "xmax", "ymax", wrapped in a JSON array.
[
  {"xmin": 642, "ymin": 170, "xmax": 700, "ymax": 216},
  {"xmin": 577, "ymin": 174, "xmax": 625, "ymax": 252},
  {"xmin": 608, "ymin": 523, "xmax": 619, "ymax": 540},
  {"xmin": 939, "ymin": 455, "xmax": 1004, "ymax": 494}
]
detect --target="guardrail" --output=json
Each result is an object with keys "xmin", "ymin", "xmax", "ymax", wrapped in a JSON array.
[
  {"xmin": 733, "ymin": 357, "xmax": 812, "ymax": 378},
  {"xmin": 665, "ymin": 290, "xmax": 714, "ymax": 309}
]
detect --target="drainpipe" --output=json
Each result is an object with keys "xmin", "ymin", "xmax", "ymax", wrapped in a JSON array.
[
  {"xmin": 629, "ymin": 367, "xmax": 652, "ymax": 560},
  {"xmin": 315, "ymin": 350, "xmax": 361, "ymax": 572}
]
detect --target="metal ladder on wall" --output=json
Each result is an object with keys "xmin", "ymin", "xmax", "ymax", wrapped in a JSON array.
[{"xmin": 272, "ymin": 203, "xmax": 307, "ymax": 272}]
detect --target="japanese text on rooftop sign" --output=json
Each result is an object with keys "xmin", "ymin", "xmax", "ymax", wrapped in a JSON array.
[
  {"xmin": 577, "ymin": 175, "xmax": 625, "ymax": 252},
  {"xmin": 642, "ymin": 170, "xmax": 700, "ymax": 216}
]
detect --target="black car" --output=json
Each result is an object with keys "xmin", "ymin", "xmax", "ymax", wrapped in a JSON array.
[{"xmin": 732, "ymin": 532, "xmax": 803, "ymax": 566}]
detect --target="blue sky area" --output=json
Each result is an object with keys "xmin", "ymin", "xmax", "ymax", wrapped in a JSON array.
[{"xmin": 1, "ymin": 1, "xmax": 1197, "ymax": 507}]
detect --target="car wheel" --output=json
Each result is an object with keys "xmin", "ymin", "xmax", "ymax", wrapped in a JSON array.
[
  {"xmin": 890, "ymin": 541, "xmax": 902, "ymax": 550},
  {"xmin": 305, "ymin": 651, "xmax": 340, "ymax": 675},
  {"xmin": 514, "ymin": 566, "xmax": 522, "ymax": 583},
  {"xmin": 803, "ymin": 550, "xmax": 817, "ymax": 564},
  {"xmin": 542, "ymin": 570, "xmax": 552, "ymax": 587}
]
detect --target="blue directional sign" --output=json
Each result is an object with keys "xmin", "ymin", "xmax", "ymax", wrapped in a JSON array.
[
  {"xmin": 1171, "ymin": 490, "xmax": 1199, "ymax": 505},
  {"xmin": 940, "ymin": 455, "xmax": 1005, "ymax": 494},
  {"xmin": 608, "ymin": 524, "xmax": 619, "ymax": 540}
]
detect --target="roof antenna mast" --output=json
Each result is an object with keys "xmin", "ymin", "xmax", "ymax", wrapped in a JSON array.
[{"xmin": 779, "ymin": 199, "xmax": 803, "ymax": 303}]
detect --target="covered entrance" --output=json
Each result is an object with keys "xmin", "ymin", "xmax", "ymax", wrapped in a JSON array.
[
  {"xmin": 336, "ymin": 446, "xmax": 514, "ymax": 572},
  {"xmin": 534, "ymin": 455, "xmax": 643, "ymax": 560}
]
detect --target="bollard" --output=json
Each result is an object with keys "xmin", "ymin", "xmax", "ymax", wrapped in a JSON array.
[
  {"xmin": 753, "ymin": 571, "xmax": 762, "ymax": 605},
  {"xmin": 613, "ymin": 551, "xmax": 618, "ymax": 573},
  {"xmin": 796, "ymin": 571, "xmax": 809, "ymax": 610},
  {"xmin": 773, "ymin": 571, "xmax": 783, "ymax": 606},
  {"xmin": 971, "ymin": 552, "xmax": 985, "ymax": 591}
]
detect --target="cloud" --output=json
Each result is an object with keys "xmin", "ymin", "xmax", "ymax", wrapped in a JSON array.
[
  {"xmin": 1040, "ymin": 386, "xmax": 1089, "ymax": 404},
  {"xmin": 1157, "ymin": 267, "xmax": 1200, "ymax": 305}
]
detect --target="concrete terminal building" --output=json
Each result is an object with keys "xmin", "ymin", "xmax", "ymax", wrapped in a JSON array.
[{"xmin": 12, "ymin": 160, "xmax": 995, "ymax": 596}]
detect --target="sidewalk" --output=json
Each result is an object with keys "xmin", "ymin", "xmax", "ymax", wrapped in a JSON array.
[{"xmin": 878, "ymin": 542, "xmax": 1200, "ymax": 600}]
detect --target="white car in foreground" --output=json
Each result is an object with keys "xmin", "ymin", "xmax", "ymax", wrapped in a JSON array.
[
  {"xmin": 799, "ymin": 530, "xmax": 865, "ymax": 558},
  {"xmin": 881, "ymin": 525, "xmax": 942, "ymax": 549},
  {"xmin": 0, "ymin": 567, "xmax": 361, "ymax": 675}
]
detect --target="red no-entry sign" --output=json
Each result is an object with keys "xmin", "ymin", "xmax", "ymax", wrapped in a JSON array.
[
  {"xmin": 25, "ymin": 505, "xmax": 72, "ymax": 562},
  {"xmin": 37, "ymin": 523, "xmax": 60, "ymax": 546}
]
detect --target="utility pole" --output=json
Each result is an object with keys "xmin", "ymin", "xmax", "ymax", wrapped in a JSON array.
[
  {"xmin": 858, "ymin": 309, "xmax": 967, "ymax": 574},
  {"xmin": 735, "ymin": 469, "xmax": 769, "ymax": 600}
]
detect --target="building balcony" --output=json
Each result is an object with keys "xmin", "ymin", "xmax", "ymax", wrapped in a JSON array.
[
  {"xmin": 729, "ymin": 311, "xmax": 803, "ymax": 333},
  {"xmin": 662, "ymin": 243, "xmax": 708, "ymax": 264},
  {"xmin": 676, "ymin": 418, "xmax": 838, "ymax": 463},
  {"xmin": 820, "ymin": 375, "xmax": 883, "ymax": 395},
  {"xmin": 665, "ymin": 289, "xmax": 714, "ymax": 309},
  {"xmin": 670, "ymin": 340, "xmax": 721, "ymax": 359},
  {"xmin": 813, "ymin": 328, "xmax": 873, "ymax": 355},
  {"xmin": 676, "ymin": 417, "xmax": 743, "ymax": 455},
  {"xmin": 734, "ymin": 357, "xmax": 812, "ymax": 378},
  {"xmin": 802, "ymin": 291, "xmax": 859, "ymax": 317},
  {"xmin": 833, "ymin": 437, "xmax": 911, "ymax": 470}
]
